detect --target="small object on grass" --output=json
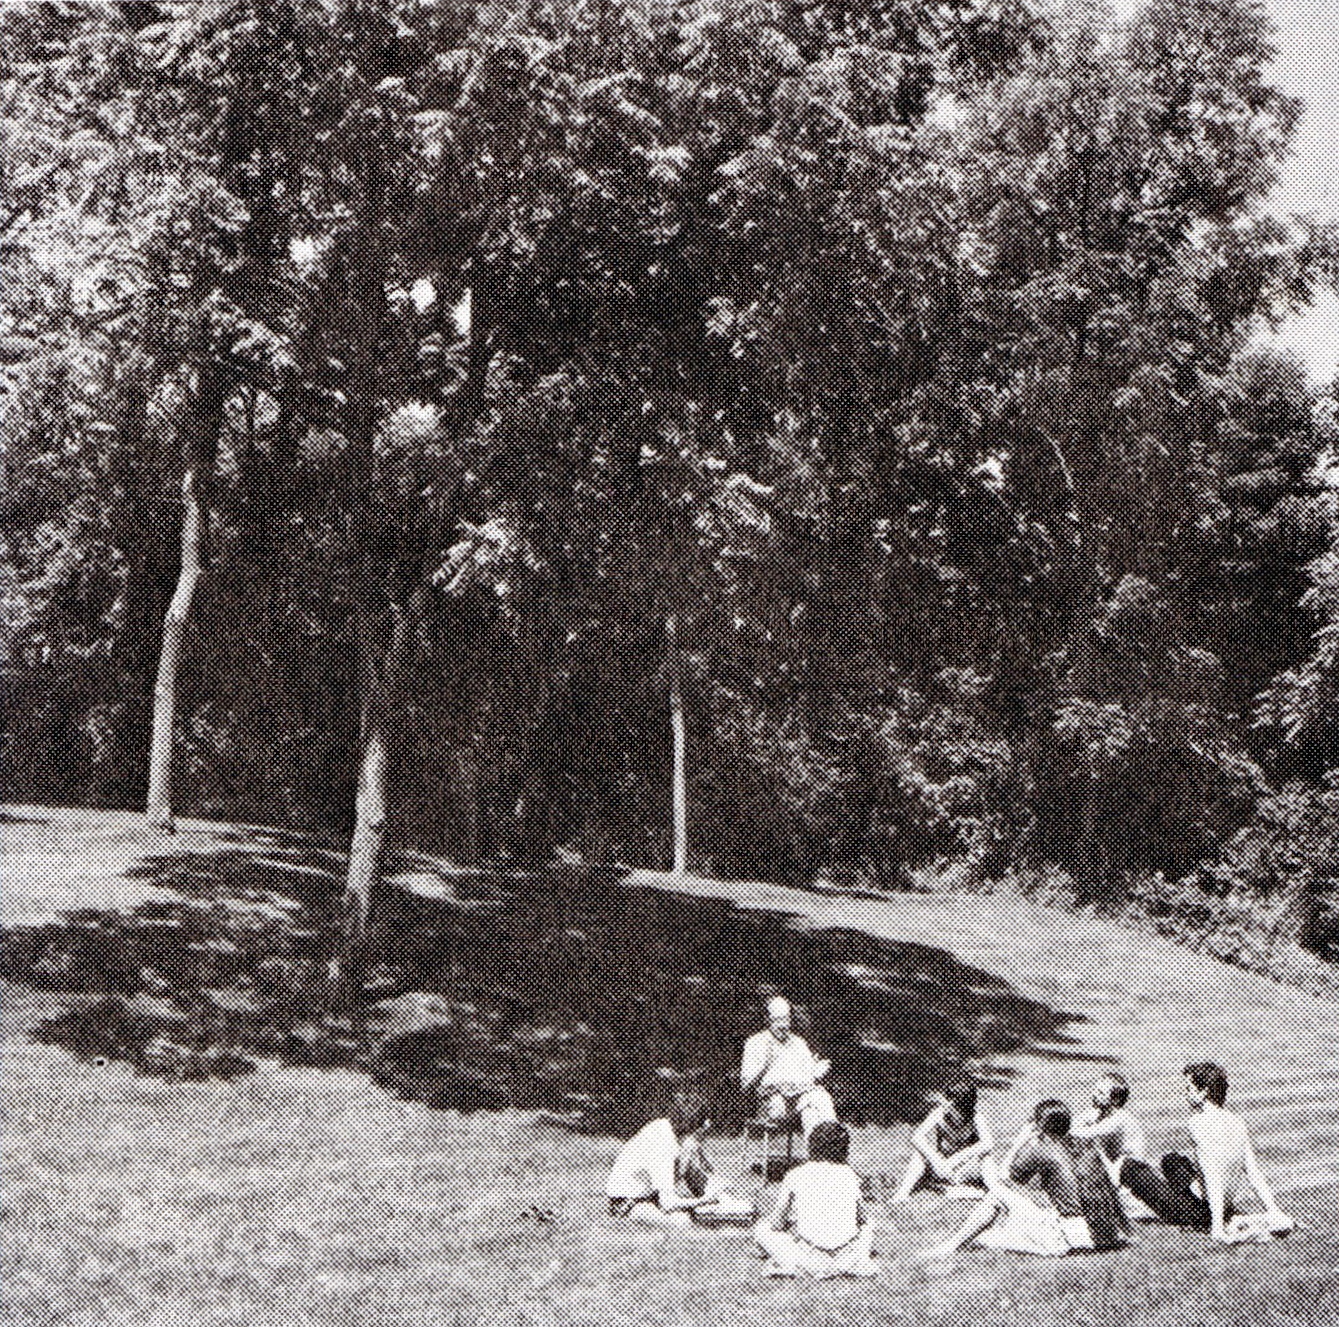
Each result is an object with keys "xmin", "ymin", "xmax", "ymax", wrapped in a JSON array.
[{"xmin": 691, "ymin": 1193, "xmax": 757, "ymax": 1229}]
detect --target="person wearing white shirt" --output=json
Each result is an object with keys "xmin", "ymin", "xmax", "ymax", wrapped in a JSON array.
[
  {"xmin": 605, "ymin": 1094, "xmax": 722, "ymax": 1226},
  {"xmin": 753, "ymin": 1121, "xmax": 877, "ymax": 1278},
  {"xmin": 739, "ymin": 995, "xmax": 837, "ymax": 1140}
]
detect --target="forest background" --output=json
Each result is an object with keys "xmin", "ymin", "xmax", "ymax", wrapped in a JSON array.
[{"xmin": 6, "ymin": 0, "xmax": 1339, "ymax": 987}]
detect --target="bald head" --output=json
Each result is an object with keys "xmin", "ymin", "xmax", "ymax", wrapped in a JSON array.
[{"xmin": 766, "ymin": 996, "xmax": 793, "ymax": 1040}]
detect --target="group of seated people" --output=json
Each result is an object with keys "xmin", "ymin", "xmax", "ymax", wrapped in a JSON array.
[{"xmin": 604, "ymin": 995, "xmax": 1297, "ymax": 1279}]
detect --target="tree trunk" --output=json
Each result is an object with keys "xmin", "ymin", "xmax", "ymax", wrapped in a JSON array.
[
  {"xmin": 668, "ymin": 615, "xmax": 688, "ymax": 876},
  {"xmin": 345, "ymin": 707, "xmax": 390, "ymax": 948},
  {"xmin": 144, "ymin": 466, "xmax": 205, "ymax": 830},
  {"xmin": 343, "ymin": 601, "xmax": 414, "ymax": 960}
]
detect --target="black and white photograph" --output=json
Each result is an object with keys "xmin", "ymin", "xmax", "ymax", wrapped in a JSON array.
[{"xmin": 2, "ymin": 1, "xmax": 1336, "ymax": 1323}]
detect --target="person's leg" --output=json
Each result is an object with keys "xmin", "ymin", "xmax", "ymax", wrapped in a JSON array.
[
  {"xmin": 754, "ymin": 1225, "xmax": 803, "ymax": 1275},
  {"xmin": 827, "ymin": 1222, "xmax": 878, "ymax": 1277},
  {"xmin": 914, "ymin": 1193, "xmax": 1006, "ymax": 1262},
  {"xmin": 1119, "ymin": 1157, "xmax": 1208, "ymax": 1227},
  {"xmin": 947, "ymin": 1152, "xmax": 986, "ymax": 1189},
  {"xmin": 892, "ymin": 1150, "xmax": 930, "ymax": 1201},
  {"xmin": 1160, "ymin": 1153, "xmax": 1212, "ymax": 1228},
  {"xmin": 798, "ymin": 1086, "xmax": 837, "ymax": 1140},
  {"xmin": 973, "ymin": 1196, "xmax": 1071, "ymax": 1257}
]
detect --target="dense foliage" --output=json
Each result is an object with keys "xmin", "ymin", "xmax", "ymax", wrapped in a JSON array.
[{"xmin": 4, "ymin": 0, "xmax": 1339, "ymax": 956}]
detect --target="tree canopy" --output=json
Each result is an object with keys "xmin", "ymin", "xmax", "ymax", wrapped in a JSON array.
[{"xmin": 4, "ymin": 0, "xmax": 1339, "ymax": 949}]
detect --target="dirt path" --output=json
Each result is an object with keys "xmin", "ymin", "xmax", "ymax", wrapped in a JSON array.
[{"xmin": 629, "ymin": 869, "xmax": 1339, "ymax": 1202}]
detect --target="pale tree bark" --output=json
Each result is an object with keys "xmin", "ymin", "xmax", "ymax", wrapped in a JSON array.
[
  {"xmin": 343, "ymin": 599, "xmax": 415, "ymax": 954},
  {"xmin": 144, "ymin": 466, "xmax": 205, "ymax": 830},
  {"xmin": 667, "ymin": 614, "xmax": 688, "ymax": 876},
  {"xmin": 144, "ymin": 364, "xmax": 224, "ymax": 830}
]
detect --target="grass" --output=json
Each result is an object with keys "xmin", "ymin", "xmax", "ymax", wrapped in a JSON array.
[
  {"xmin": 0, "ymin": 812, "xmax": 1073, "ymax": 1134},
  {"xmin": 3, "ymin": 806, "xmax": 1338, "ymax": 1326}
]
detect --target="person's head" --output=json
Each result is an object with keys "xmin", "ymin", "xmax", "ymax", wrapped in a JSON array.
[
  {"xmin": 808, "ymin": 1120, "xmax": 850, "ymax": 1164},
  {"xmin": 1092, "ymin": 1072, "xmax": 1130, "ymax": 1111},
  {"xmin": 941, "ymin": 1079, "xmax": 978, "ymax": 1121},
  {"xmin": 1183, "ymin": 1062, "xmax": 1228, "ymax": 1108},
  {"xmin": 765, "ymin": 995, "xmax": 793, "ymax": 1041},
  {"xmin": 668, "ymin": 1093, "xmax": 710, "ymax": 1140},
  {"xmin": 1034, "ymin": 1099, "xmax": 1072, "ymax": 1138}
]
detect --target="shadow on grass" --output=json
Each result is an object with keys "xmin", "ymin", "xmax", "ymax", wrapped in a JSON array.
[{"xmin": 0, "ymin": 844, "xmax": 1088, "ymax": 1135}]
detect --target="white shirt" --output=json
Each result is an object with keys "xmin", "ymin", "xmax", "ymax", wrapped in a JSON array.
[
  {"xmin": 773, "ymin": 1160, "xmax": 864, "ymax": 1250},
  {"xmin": 605, "ymin": 1119, "xmax": 678, "ymax": 1203},
  {"xmin": 741, "ymin": 1029, "xmax": 823, "ymax": 1096}
]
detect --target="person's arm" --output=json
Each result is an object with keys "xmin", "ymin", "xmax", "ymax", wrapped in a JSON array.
[
  {"xmin": 909, "ymin": 1107, "xmax": 956, "ymax": 1180},
  {"xmin": 1071, "ymin": 1114, "xmax": 1123, "ymax": 1143},
  {"xmin": 947, "ymin": 1114, "xmax": 994, "ymax": 1169},
  {"xmin": 764, "ymin": 1180, "xmax": 796, "ymax": 1232},
  {"xmin": 1001, "ymin": 1123, "xmax": 1034, "ymax": 1173},
  {"xmin": 740, "ymin": 1035, "xmax": 769, "ymax": 1094},
  {"xmin": 975, "ymin": 1116, "xmax": 995, "ymax": 1156},
  {"xmin": 1240, "ymin": 1133, "xmax": 1286, "ymax": 1220}
]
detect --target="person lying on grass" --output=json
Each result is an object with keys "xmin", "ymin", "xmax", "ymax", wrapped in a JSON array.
[
  {"xmin": 740, "ymin": 995, "xmax": 836, "ymax": 1143},
  {"xmin": 1120, "ymin": 1061, "xmax": 1295, "ymax": 1243},
  {"xmin": 753, "ymin": 1120, "xmax": 878, "ymax": 1279},
  {"xmin": 914, "ymin": 1099, "xmax": 1130, "ymax": 1265},
  {"xmin": 891, "ymin": 1078, "xmax": 994, "ymax": 1201},
  {"xmin": 606, "ymin": 1093, "xmax": 725, "ymax": 1227},
  {"xmin": 1071, "ymin": 1071, "xmax": 1149, "ymax": 1192}
]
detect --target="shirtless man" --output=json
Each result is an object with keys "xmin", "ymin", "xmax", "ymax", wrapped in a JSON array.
[
  {"xmin": 913, "ymin": 1099, "xmax": 1130, "ymax": 1264},
  {"xmin": 1071, "ymin": 1071, "xmax": 1148, "ymax": 1187},
  {"xmin": 1172, "ymin": 1061, "xmax": 1295, "ymax": 1244},
  {"xmin": 740, "ymin": 996, "xmax": 836, "ymax": 1140}
]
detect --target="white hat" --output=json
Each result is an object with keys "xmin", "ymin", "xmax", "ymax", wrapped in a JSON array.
[{"xmin": 766, "ymin": 995, "xmax": 792, "ymax": 1020}]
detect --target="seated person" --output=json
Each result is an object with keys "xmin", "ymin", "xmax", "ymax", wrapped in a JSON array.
[
  {"xmin": 1071, "ymin": 1071, "xmax": 1148, "ymax": 1189},
  {"xmin": 740, "ymin": 995, "xmax": 836, "ymax": 1141},
  {"xmin": 892, "ymin": 1078, "xmax": 994, "ymax": 1200},
  {"xmin": 605, "ymin": 1093, "xmax": 724, "ymax": 1227},
  {"xmin": 1122, "ymin": 1061, "xmax": 1293, "ymax": 1242},
  {"xmin": 915, "ymin": 1099, "xmax": 1130, "ymax": 1264},
  {"xmin": 753, "ymin": 1121, "xmax": 878, "ymax": 1279}
]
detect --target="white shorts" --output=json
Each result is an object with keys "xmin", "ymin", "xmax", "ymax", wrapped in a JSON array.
[{"xmin": 975, "ymin": 1195, "xmax": 1093, "ymax": 1257}]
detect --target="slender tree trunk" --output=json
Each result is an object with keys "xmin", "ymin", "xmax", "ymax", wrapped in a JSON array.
[
  {"xmin": 345, "ymin": 710, "xmax": 389, "ymax": 947},
  {"xmin": 144, "ymin": 466, "xmax": 205, "ymax": 830},
  {"xmin": 343, "ymin": 601, "xmax": 414, "ymax": 959},
  {"xmin": 667, "ymin": 614, "xmax": 688, "ymax": 876}
]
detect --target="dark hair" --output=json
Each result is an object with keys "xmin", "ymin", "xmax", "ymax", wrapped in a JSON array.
[
  {"xmin": 668, "ymin": 1093, "xmax": 709, "ymax": 1139},
  {"xmin": 808, "ymin": 1120, "xmax": 850, "ymax": 1164},
  {"xmin": 1184, "ymin": 1062, "xmax": 1228, "ymax": 1107},
  {"xmin": 943, "ymin": 1080, "xmax": 978, "ymax": 1119},
  {"xmin": 1034, "ymin": 1099, "xmax": 1072, "ymax": 1137},
  {"xmin": 1104, "ymin": 1073, "xmax": 1130, "ymax": 1109}
]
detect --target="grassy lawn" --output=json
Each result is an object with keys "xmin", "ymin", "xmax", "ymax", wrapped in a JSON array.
[
  {"xmin": 3, "ymin": 807, "xmax": 1337, "ymax": 1326},
  {"xmin": 5, "ymin": 1001, "xmax": 1336, "ymax": 1327}
]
